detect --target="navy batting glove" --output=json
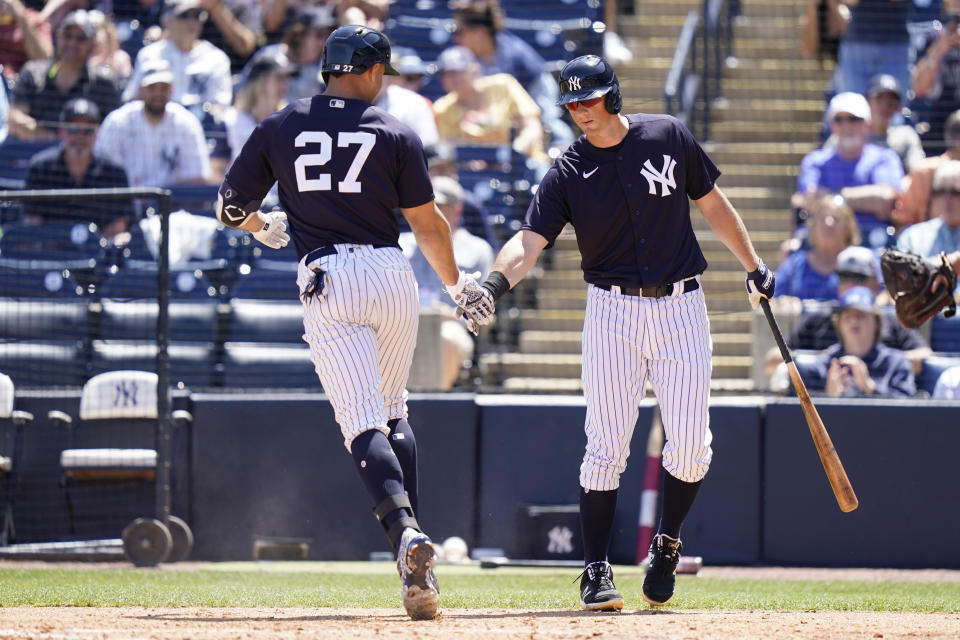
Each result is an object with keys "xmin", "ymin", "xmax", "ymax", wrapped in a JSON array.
[{"xmin": 745, "ymin": 259, "xmax": 775, "ymax": 309}]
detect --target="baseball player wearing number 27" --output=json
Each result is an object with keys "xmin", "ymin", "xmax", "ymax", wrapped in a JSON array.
[
  {"xmin": 215, "ymin": 25, "xmax": 484, "ymax": 621},
  {"xmin": 459, "ymin": 55, "xmax": 775, "ymax": 611}
]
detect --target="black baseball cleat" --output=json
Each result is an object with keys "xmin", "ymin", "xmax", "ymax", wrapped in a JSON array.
[
  {"xmin": 642, "ymin": 534, "xmax": 683, "ymax": 606},
  {"xmin": 579, "ymin": 561, "xmax": 624, "ymax": 612},
  {"xmin": 396, "ymin": 528, "xmax": 440, "ymax": 620}
]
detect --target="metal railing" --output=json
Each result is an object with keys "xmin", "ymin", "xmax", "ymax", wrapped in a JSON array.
[{"xmin": 664, "ymin": 0, "xmax": 738, "ymax": 141}]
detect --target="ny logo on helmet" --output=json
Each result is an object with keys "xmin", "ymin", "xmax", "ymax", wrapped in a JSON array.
[{"xmin": 567, "ymin": 76, "xmax": 582, "ymax": 91}]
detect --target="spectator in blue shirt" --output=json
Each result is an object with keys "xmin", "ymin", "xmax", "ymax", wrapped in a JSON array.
[
  {"xmin": 795, "ymin": 92, "xmax": 904, "ymax": 248},
  {"xmin": 897, "ymin": 159, "xmax": 960, "ymax": 258},
  {"xmin": 798, "ymin": 286, "xmax": 917, "ymax": 397},
  {"xmin": 776, "ymin": 193, "xmax": 860, "ymax": 300}
]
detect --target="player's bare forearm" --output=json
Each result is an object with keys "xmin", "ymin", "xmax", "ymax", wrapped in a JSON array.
[
  {"xmin": 695, "ymin": 186, "xmax": 760, "ymax": 271},
  {"xmin": 402, "ymin": 201, "xmax": 459, "ymax": 286},
  {"xmin": 839, "ymin": 184, "xmax": 897, "ymax": 219},
  {"xmin": 491, "ymin": 230, "xmax": 548, "ymax": 287}
]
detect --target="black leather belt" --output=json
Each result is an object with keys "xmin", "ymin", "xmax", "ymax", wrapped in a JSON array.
[
  {"xmin": 305, "ymin": 244, "xmax": 393, "ymax": 263},
  {"xmin": 596, "ymin": 279, "xmax": 699, "ymax": 298}
]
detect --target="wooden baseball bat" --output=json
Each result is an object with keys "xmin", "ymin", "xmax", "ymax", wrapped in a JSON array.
[{"xmin": 760, "ymin": 299, "xmax": 859, "ymax": 513}]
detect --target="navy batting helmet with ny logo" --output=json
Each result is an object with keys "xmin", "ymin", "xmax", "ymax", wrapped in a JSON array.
[
  {"xmin": 557, "ymin": 55, "xmax": 622, "ymax": 114},
  {"xmin": 322, "ymin": 24, "xmax": 399, "ymax": 76}
]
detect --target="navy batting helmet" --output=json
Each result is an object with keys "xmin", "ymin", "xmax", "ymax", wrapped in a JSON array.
[
  {"xmin": 322, "ymin": 24, "xmax": 399, "ymax": 76},
  {"xmin": 557, "ymin": 55, "xmax": 621, "ymax": 114}
]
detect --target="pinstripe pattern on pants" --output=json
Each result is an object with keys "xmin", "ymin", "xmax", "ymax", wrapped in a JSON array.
[
  {"xmin": 297, "ymin": 244, "xmax": 420, "ymax": 452},
  {"xmin": 580, "ymin": 281, "xmax": 713, "ymax": 490}
]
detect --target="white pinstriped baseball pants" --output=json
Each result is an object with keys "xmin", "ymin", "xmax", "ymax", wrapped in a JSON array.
[
  {"xmin": 580, "ymin": 281, "xmax": 713, "ymax": 490},
  {"xmin": 297, "ymin": 244, "xmax": 419, "ymax": 452}
]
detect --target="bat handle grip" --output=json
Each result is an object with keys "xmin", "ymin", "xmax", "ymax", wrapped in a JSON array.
[{"xmin": 760, "ymin": 298, "xmax": 793, "ymax": 364}]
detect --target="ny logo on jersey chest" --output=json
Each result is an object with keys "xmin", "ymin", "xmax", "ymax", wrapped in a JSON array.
[{"xmin": 640, "ymin": 154, "xmax": 677, "ymax": 197}]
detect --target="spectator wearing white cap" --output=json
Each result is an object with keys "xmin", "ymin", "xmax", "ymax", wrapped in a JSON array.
[
  {"xmin": 123, "ymin": 0, "xmax": 232, "ymax": 116},
  {"xmin": 96, "ymin": 60, "xmax": 211, "ymax": 187},
  {"xmin": 398, "ymin": 175, "xmax": 495, "ymax": 390},
  {"xmin": 794, "ymin": 91, "xmax": 904, "ymax": 248},
  {"xmin": 8, "ymin": 10, "xmax": 120, "ymax": 141},
  {"xmin": 824, "ymin": 74, "xmax": 925, "ymax": 173}
]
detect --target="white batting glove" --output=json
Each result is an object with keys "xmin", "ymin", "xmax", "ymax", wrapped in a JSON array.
[
  {"xmin": 456, "ymin": 289, "xmax": 496, "ymax": 336},
  {"xmin": 252, "ymin": 211, "xmax": 290, "ymax": 249},
  {"xmin": 445, "ymin": 270, "xmax": 481, "ymax": 305}
]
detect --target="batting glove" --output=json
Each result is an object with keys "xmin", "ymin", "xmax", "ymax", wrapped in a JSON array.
[
  {"xmin": 456, "ymin": 288, "xmax": 496, "ymax": 336},
  {"xmin": 445, "ymin": 270, "xmax": 482, "ymax": 305},
  {"xmin": 252, "ymin": 211, "xmax": 290, "ymax": 249},
  {"xmin": 745, "ymin": 259, "xmax": 775, "ymax": 309}
]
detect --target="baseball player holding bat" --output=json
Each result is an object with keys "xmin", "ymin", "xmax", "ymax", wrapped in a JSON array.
[
  {"xmin": 459, "ymin": 55, "xmax": 775, "ymax": 610},
  {"xmin": 215, "ymin": 25, "xmax": 486, "ymax": 621}
]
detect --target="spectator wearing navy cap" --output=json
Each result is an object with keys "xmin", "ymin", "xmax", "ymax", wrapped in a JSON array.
[
  {"xmin": 765, "ymin": 245, "xmax": 931, "ymax": 377},
  {"xmin": 797, "ymin": 286, "xmax": 917, "ymax": 397},
  {"xmin": 8, "ymin": 9, "xmax": 120, "ymax": 141},
  {"xmin": 24, "ymin": 96, "xmax": 131, "ymax": 238}
]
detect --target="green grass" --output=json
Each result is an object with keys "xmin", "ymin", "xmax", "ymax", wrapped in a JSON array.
[{"xmin": 0, "ymin": 563, "xmax": 957, "ymax": 612}]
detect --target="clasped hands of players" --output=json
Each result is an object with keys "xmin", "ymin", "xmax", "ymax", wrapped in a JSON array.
[
  {"xmin": 252, "ymin": 211, "xmax": 290, "ymax": 249},
  {"xmin": 446, "ymin": 271, "xmax": 496, "ymax": 336},
  {"xmin": 745, "ymin": 259, "xmax": 776, "ymax": 309}
]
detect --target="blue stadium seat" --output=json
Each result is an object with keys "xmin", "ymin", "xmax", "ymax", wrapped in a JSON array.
[
  {"xmin": 0, "ymin": 267, "xmax": 84, "ymax": 298},
  {"xmin": 930, "ymin": 315, "xmax": 960, "ymax": 353},
  {"xmin": 229, "ymin": 267, "xmax": 299, "ymax": 300},
  {"xmin": 0, "ymin": 298, "xmax": 90, "ymax": 341},
  {"xmin": 90, "ymin": 341, "xmax": 215, "ymax": 389},
  {"xmin": 221, "ymin": 342, "xmax": 319, "ymax": 390},
  {"xmin": 98, "ymin": 299, "xmax": 220, "ymax": 342},
  {"xmin": 98, "ymin": 267, "xmax": 218, "ymax": 300},
  {"xmin": 227, "ymin": 299, "xmax": 304, "ymax": 343},
  {"xmin": 0, "ymin": 138, "xmax": 57, "ymax": 190},
  {"xmin": 918, "ymin": 354, "xmax": 960, "ymax": 395},
  {"xmin": 0, "ymin": 222, "xmax": 106, "ymax": 270},
  {"xmin": 0, "ymin": 342, "xmax": 86, "ymax": 388}
]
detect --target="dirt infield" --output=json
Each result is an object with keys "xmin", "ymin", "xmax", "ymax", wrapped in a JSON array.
[{"xmin": 2, "ymin": 607, "xmax": 960, "ymax": 640}]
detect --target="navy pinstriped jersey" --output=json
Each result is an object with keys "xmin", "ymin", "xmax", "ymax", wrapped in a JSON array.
[
  {"xmin": 522, "ymin": 113, "xmax": 720, "ymax": 287},
  {"xmin": 224, "ymin": 96, "xmax": 434, "ymax": 260}
]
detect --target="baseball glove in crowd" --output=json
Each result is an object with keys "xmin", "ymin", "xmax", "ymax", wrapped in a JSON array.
[{"xmin": 881, "ymin": 249, "xmax": 958, "ymax": 329}]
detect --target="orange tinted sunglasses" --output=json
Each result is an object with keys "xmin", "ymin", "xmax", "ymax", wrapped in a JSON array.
[{"xmin": 565, "ymin": 96, "xmax": 604, "ymax": 111}]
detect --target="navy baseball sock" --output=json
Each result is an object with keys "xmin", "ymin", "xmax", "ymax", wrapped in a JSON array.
[
  {"xmin": 579, "ymin": 486, "xmax": 619, "ymax": 565},
  {"xmin": 351, "ymin": 428, "xmax": 413, "ymax": 549},
  {"xmin": 657, "ymin": 472, "xmax": 702, "ymax": 539},
  {"xmin": 387, "ymin": 418, "xmax": 419, "ymax": 518}
]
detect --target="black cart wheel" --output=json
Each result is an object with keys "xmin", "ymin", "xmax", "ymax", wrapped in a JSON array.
[
  {"xmin": 122, "ymin": 517, "xmax": 172, "ymax": 567},
  {"xmin": 164, "ymin": 515, "xmax": 194, "ymax": 563}
]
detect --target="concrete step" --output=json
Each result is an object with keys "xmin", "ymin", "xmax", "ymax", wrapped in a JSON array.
[
  {"xmin": 711, "ymin": 332, "xmax": 754, "ymax": 356},
  {"xmin": 703, "ymin": 141, "xmax": 810, "ymax": 166},
  {"xmin": 706, "ymin": 186, "xmax": 793, "ymax": 209},
  {"xmin": 481, "ymin": 352, "xmax": 753, "ymax": 380},
  {"xmin": 722, "ymin": 58, "xmax": 834, "ymax": 81},
  {"xmin": 709, "ymin": 162, "xmax": 799, "ymax": 188},
  {"xmin": 518, "ymin": 309, "xmax": 585, "ymax": 332},
  {"xmin": 711, "ymin": 99, "xmax": 827, "ymax": 124},
  {"xmin": 709, "ymin": 120, "xmax": 821, "ymax": 144},
  {"xmin": 519, "ymin": 330, "xmax": 581, "ymax": 354}
]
